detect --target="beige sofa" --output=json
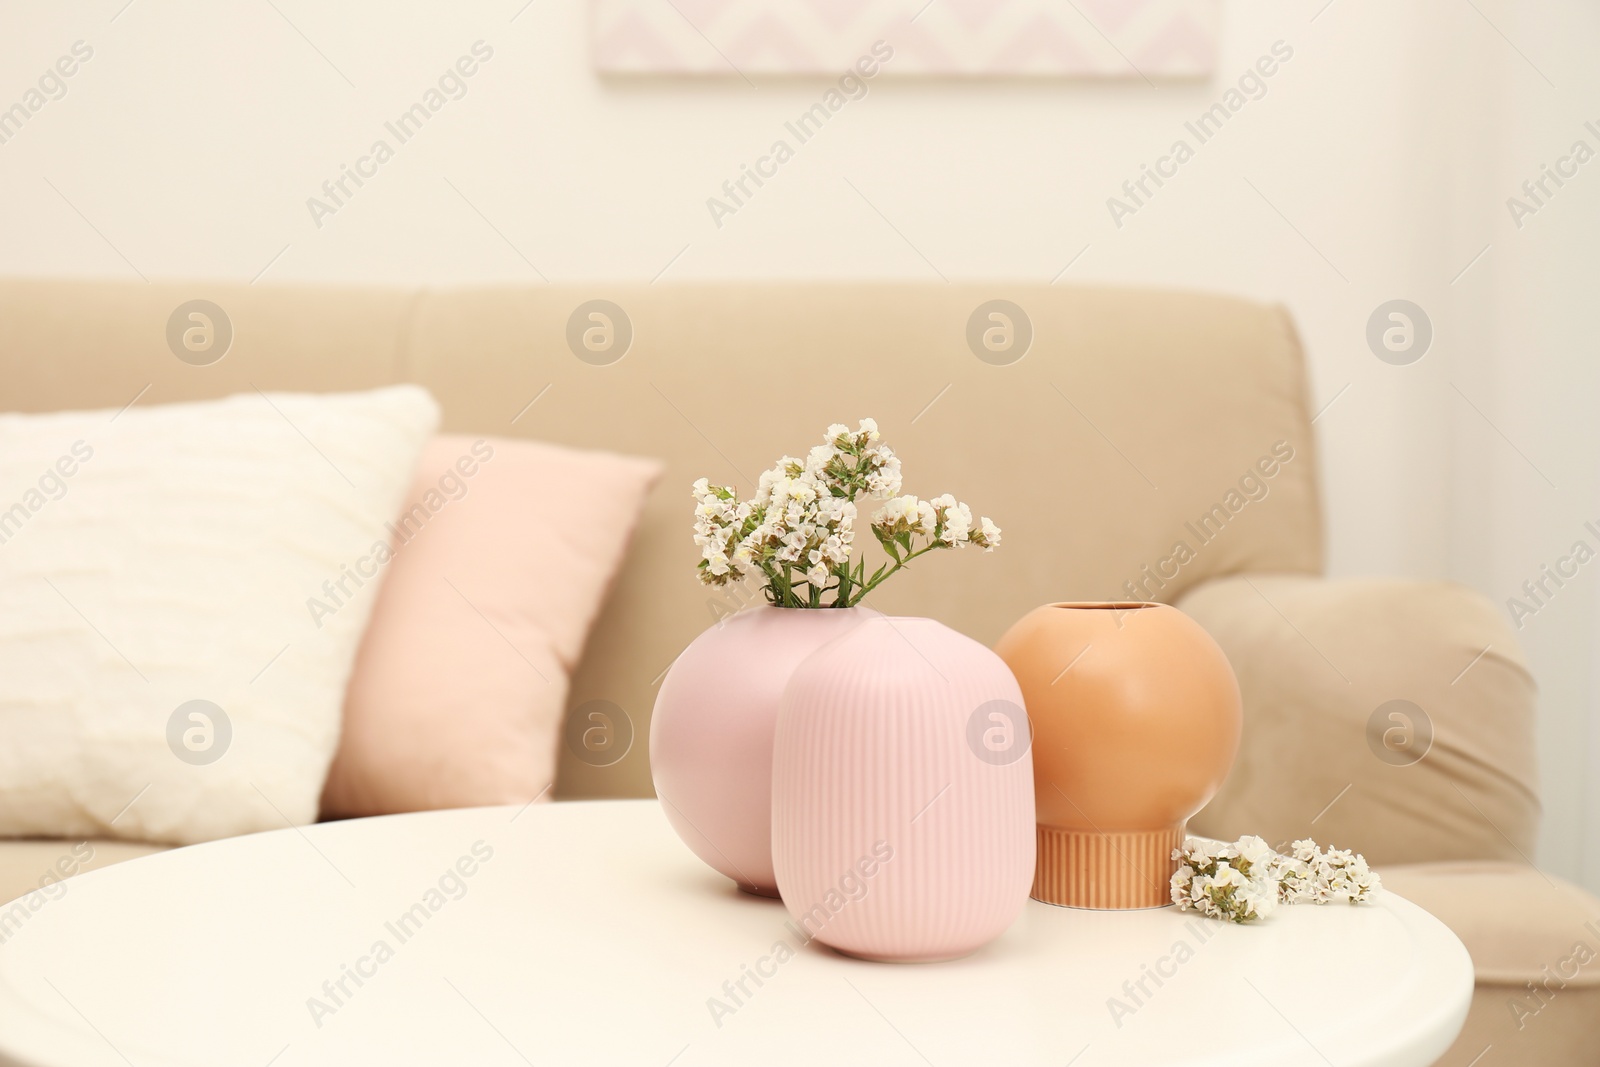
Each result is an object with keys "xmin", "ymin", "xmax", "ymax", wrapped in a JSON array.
[{"xmin": 1, "ymin": 280, "xmax": 1596, "ymax": 1062}]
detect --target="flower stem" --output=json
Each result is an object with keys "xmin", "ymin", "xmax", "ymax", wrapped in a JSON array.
[{"xmin": 843, "ymin": 543, "xmax": 942, "ymax": 606}]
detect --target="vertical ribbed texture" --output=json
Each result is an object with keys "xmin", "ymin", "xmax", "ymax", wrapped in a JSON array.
[
  {"xmin": 1031, "ymin": 823, "xmax": 1183, "ymax": 909},
  {"xmin": 771, "ymin": 618, "xmax": 1035, "ymax": 962}
]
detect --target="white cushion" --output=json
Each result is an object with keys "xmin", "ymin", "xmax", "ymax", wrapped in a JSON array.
[{"xmin": 0, "ymin": 385, "xmax": 438, "ymax": 845}]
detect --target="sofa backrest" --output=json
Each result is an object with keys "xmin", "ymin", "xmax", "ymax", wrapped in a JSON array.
[{"xmin": 0, "ymin": 280, "xmax": 1323, "ymax": 800}]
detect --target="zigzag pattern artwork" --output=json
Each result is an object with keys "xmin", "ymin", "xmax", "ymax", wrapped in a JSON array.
[{"xmin": 593, "ymin": 0, "xmax": 1219, "ymax": 77}]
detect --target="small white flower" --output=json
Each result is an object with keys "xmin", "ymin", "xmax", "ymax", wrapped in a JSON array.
[
  {"xmin": 1241, "ymin": 881, "xmax": 1280, "ymax": 919},
  {"xmin": 1237, "ymin": 835, "xmax": 1274, "ymax": 867},
  {"xmin": 972, "ymin": 517, "xmax": 1002, "ymax": 551},
  {"xmin": 1211, "ymin": 863, "xmax": 1248, "ymax": 889},
  {"xmin": 875, "ymin": 494, "xmax": 922, "ymax": 526}
]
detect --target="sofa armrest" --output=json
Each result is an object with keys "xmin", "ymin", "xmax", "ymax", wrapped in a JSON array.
[
  {"xmin": 1379, "ymin": 862, "xmax": 1600, "ymax": 1066},
  {"xmin": 1176, "ymin": 574, "xmax": 1539, "ymax": 867}
]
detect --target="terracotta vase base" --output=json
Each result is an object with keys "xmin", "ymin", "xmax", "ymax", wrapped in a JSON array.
[{"xmin": 1031, "ymin": 823, "xmax": 1184, "ymax": 910}]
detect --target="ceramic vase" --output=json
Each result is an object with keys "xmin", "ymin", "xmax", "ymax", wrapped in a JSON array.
[
  {"xmin": 772, "ymin": 616, "xmax": 1036, "ymax": 961},
  {"xmin": 995, "ymin": 602, "xmax": 1242, "ymax": 910},
  {"xmin": 650, "ymin": 605, "xmax": 872, "ymax": 896}
]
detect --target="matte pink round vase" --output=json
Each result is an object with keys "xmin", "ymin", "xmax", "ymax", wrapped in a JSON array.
[
  {"xmin": 650, "ymin": 606, "xmax": 872, "ymax": 897},
  {"xmin": 772, "ymin": 617, "xmax": 1036, "ymax": 962}
]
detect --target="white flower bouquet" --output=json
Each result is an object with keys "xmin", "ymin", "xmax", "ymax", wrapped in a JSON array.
[
  {"xmin": 692, "ymin": 419, "xmax": 1000, "ymax": 608},
  {"xmin": 1171, "ymin": 836, "xmax": 1381, "ymax": 923},
  {"xmin": 1170, "ymin": 835, "xmax": 1283, "ymax": 923},
  {"xmin": 1271, "ymin": 838, "xmax": 1383, "ymax": 906}
]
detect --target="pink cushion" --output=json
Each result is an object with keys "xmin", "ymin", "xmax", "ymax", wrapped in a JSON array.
[{"xmin": 320, "ymin": 434, "xmax": 662, "ymax": 817}]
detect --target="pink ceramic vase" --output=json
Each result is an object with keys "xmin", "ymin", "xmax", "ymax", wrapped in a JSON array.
[
  {"xmin": 650, "ymin": 605, "xmax": 873, "ymax": 896},
  {"xmin": 771, "ymin": 616, "xmax": 1036, "ymax": 962}
]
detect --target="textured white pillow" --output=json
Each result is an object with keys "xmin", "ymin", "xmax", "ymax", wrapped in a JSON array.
[{"xmin": 0, "ymin": 385, "xmax": 438, "ymax": 845}]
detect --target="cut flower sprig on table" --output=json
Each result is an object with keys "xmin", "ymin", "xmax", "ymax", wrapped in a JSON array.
[
  {"xmin": 692, "ymin": 419, "xmax": 1000, "ymax": 608},
  {"xmin": 1171, "ymin": 836, "xmax": 1382, "ymax": 924}
]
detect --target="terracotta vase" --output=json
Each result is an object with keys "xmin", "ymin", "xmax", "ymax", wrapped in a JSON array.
[
  {"xmin": 650, "ymin": 605, "xmax": 872, "ymax": 896},
  {"xmin": 994, "ymin": 602, "xmax": 1241, "ymax": 910},
  {"xmin": 772, "ymin": 617, "xmax": 1036, "ymax": 961}
]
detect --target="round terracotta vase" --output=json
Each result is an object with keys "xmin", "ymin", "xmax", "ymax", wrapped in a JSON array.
[
  {"xmin": 650, "ymin": 605, "xmax": 872, "ymax": 897},
  {"xmin": 994, "ymin": 602, "xmax": 1241, "ymax": 910},
  {"xmin": 772, "ymin": 617, "xmax": 1035, "ymax": 962}
]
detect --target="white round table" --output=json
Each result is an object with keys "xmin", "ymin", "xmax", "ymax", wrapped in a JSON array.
[{"xmin": 0, "ymin": 800, "xmax": 1471, "ymax": 1067}]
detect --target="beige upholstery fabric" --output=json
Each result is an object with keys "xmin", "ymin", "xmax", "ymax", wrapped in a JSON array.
[
  {"xmin": 1382, "ymin": 863, "xmax": 1600, "ymax": 1066},
  {"xmin": 1, "ymin": 280, "xmax": 1323, "ymax": 800},
  {"xmin": 405, "ymin": 284, "xmax": 1323, "ymax": 797},
  {"xmin": 1383, "ymin": 862, "xmax": 1600, "ymax": 986},
  {"xmin": 0, "ymin": 279, "xmax": 414, "ymax": 412},
  {"xmin": 0, "ymin": 840, "xmax": 168, "ymax": 937},
  {"xmin": 1180, "ymin": 575, "xmax": 1540, "ymax": 866},
  {"xmin": 1440, "ymin": 985, "xmax": 1600, "ymax": 1066}
]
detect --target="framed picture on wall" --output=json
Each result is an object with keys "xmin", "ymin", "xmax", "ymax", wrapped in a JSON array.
[{"xmin": 593, "ymin": 0, "xmax": 1220, "ymax": 78}]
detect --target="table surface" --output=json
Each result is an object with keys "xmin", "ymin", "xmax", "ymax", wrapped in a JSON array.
[{"xmin": 0, "ymin": 800, "xmax": 1472, "ymax": 1067}]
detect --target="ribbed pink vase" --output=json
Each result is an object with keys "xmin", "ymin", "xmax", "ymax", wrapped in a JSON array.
[
  {"xmin": 651, "ymin": 606, "xmax": 874, "ymax": 897},
  {"xmin": 772, "ymin": 617, "xmax": 1036, "ymax": 962}
]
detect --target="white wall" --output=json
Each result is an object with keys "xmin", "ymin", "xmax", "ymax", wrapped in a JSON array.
[
  {"xmin": 1462, "ymin": 1, "xmax": 1600, "ymax": 891},
  {"xmin": 1, "ymin": 0, "xmax": 1594, "ymax": 888}
]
